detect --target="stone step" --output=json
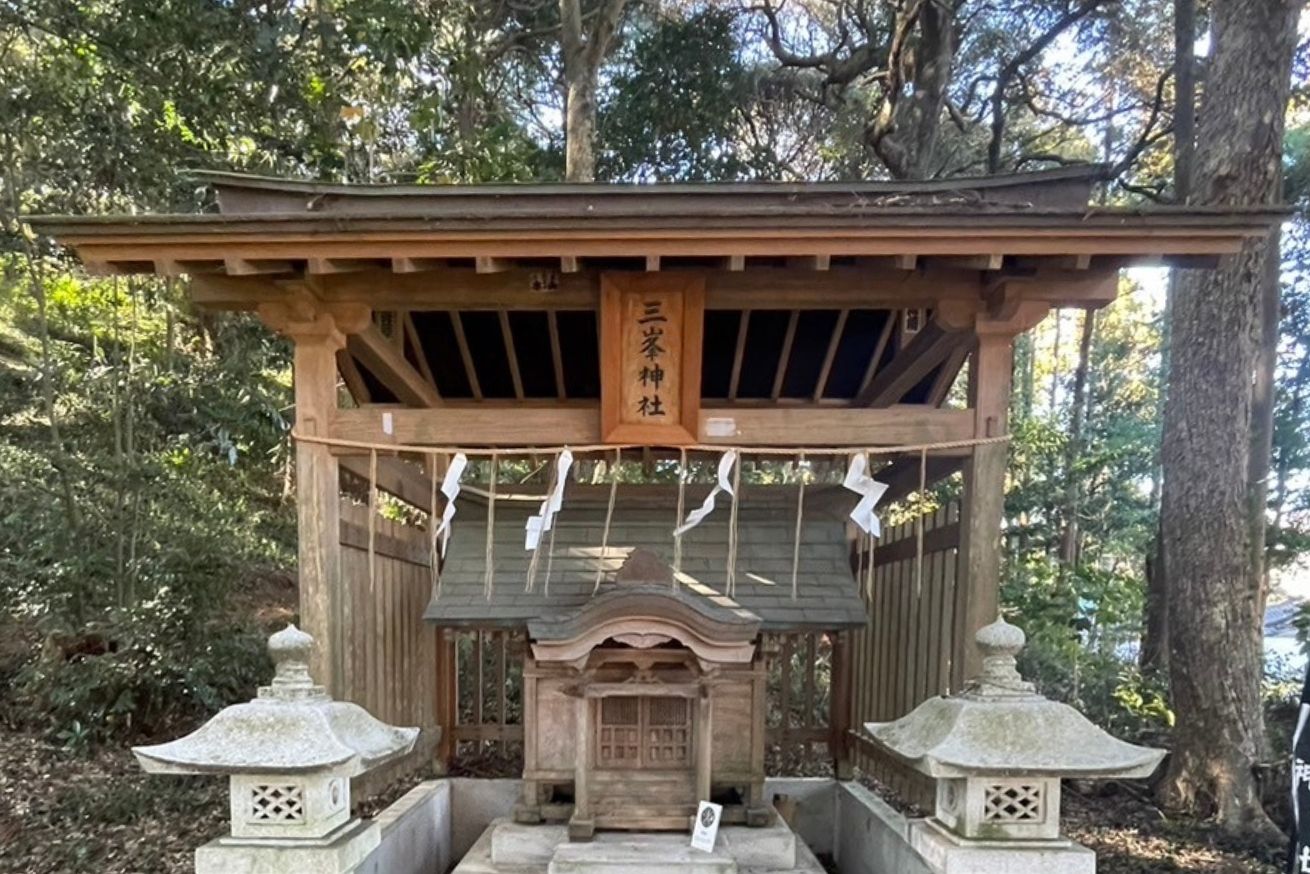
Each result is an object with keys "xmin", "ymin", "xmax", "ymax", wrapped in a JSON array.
[
  {"xmin": 718, "ymin": 822, "xmax": 796, "ymax": 870},
  {"xmin": 548, "ymin": 835, "xmax": 738, "ymax": 874}
]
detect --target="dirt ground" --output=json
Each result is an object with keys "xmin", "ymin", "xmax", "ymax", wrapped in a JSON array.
[
  {"xmin": 0, "ymin": 727, "xmax": 1291, "ymax": 874},
  {"xmin": 1064, "ymin": 785, "xmax": 1286, "ymax": 874}
]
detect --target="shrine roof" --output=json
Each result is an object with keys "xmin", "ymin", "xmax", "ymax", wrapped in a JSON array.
[
  {"xmin": 424, "ymin": 501, "xmax": 866, "ymax": 631},
  {"xmin": 27, "ymin": 165, "xmax": 1284, "ymax": 275}
]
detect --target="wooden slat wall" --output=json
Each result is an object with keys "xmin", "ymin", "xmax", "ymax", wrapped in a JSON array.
[
  {"xmin": 338, "ymin": 501, "xmax": 439, "ymax": 734},
  {"xmin": 764, "ymin": 632, "xmax": 832, "ymax": 755},
  {"xmin": 849, "ymin": 503, "xmax": 961, "ymax": 810},
  {"xmin": 451, "ymin": 629, "xmax": 526, "ymax": 772}
]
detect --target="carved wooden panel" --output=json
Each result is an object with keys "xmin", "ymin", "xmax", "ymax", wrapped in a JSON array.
[{"xmin": 600, "ymin": 273, "xmax": 704, "ymax": 444}]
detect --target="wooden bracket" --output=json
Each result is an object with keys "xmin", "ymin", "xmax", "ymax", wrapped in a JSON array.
[{"xmin": 256, "ymin": 286, "xmax": 371, "ymax": 348}]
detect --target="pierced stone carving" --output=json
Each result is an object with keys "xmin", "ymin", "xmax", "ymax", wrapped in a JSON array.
[
  {"xmin": 983, "ymin": 783, "xmax": 1044, "ymax": 824},
  {"xmin": 250, "ymin": 784, "xmax": 306, "ymax": 824}
]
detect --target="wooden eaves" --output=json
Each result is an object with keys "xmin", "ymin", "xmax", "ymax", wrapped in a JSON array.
[{"xmin": 27, "ymin": 169, "xmax": 1286, "ymax": 460}]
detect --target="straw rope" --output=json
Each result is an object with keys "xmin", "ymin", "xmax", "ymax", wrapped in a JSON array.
[
  {"xmin": 368, "ymin": 448, "xmax": 378, "ymax": 592},
  {"xmin": 791, "ymin": 453, "xmax": 806, "ymax": 601},
  {"xmin": 672, "ymin": 447, "xmax": 687, "ymax": 587},
  {"xmin": 543, "ymin": 515, "xmax": 559, "ymax": 597},
  {"xmin": 726, "ymin": 453, "xmax": 742, "ymax": 596},
  {"xmin": 484, "ymin": 453, "xmax": 498, "ymax": 600},
  {"xmin": 594, "ymin": 449, "xmax": 621, "ymax": 594},
  {"xmin": 915, "ymin": 447, "xmax": 927, "ymax": 598},
  {"xmin": 428, "ymin": 451, "xmax": 440, "ymax": 599}
]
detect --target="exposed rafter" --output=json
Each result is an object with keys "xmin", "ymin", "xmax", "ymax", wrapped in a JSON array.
[
  {"xmin": 855, "ymin": 322, "xmax": 970, "ymax": 407},
  {"xmin": 347, "ymin": 324, "xmax": 442, "ymax": 407}
]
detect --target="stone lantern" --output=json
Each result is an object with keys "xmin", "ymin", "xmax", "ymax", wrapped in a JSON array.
[
  {"xmin": 865, "ymin": 617, "xmax": 1164, "ymax": 873},
  {"xmin": 133, "ymin": 625, "xmax": 418, "ymax": 874}
]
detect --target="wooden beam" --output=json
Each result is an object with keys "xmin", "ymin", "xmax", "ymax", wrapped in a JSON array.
[
  {"xmin": 929, "ymin": 254, "xmax": 1005, "ymax": 271},
  {"xmin": 154, "ymin": 258, "xmax": 224, "ymax": 276},
  {"xmin": 476, "ymin": 256, "xmax": 513, "ymax": 274},
  {"xmin": 331, "ymin": 404, "xmax": 975, "ymax": 448},
  {"xmin": 547, "ymin": 311, "xmax": 567, "ymax": 400},
  {"xmin": 225, "ymin": 257, "xmax": 295, "ymax": 276},
  {"xmin": 857, "ymin": 312, "xmax": 898, "ymax": 399},
  {"xmin": 403, "ymin": 314, "xmax": 438, "ymax": 389},
  {"xmin": 698, "ymin": 406, "xmax": 974, "ymax": 448},
  {"xmin": 560, "ymin": 256, "xmax": 581, "ymax": 273},
  {"xmin": 391, "ymin": 257, "xmax": 448, "ymax": 273},
  {"xmin": 728, "ymin": 311, "xmax": 751, "ymax": 401},
  {"xmin": 771, "ymin": 311, "xmax": 800, "ymax": 400},
  {"xmin": 186, "ymin": 265, "xmax": 1122, "ymax": 315},
  {"xmin": 726, "ymin": 255, "xmax": 746, "ymax": 272},
  {"xmin": 813, "ymin": 309, "xmax": 849, "ymax": 400},
  {"xmin": 340, "ymin": 454, "xmax": 434, "ymax": 511},
  {"xmin": 307, "ymin": 257, "xmax": 379, "ymax": 274},
  {"xmin": 336, "ymin": 350, "xmax": 371, "ymax": 405},
  {"xmin": 193, "ymin": 268, "xmax": 992, "ymax": 311},
  {"xmin": 334, "ymin": 406, "xmax": 599, "ymax": 447},
  {"xmin": 855, "ymin": 322, "xmax": 969, "ymax": 407},
  {"xmin": 499, "ymin": 310, "xmax": 525, "ymax": 400},
  {"xmin": 347, "ymin": 324, "xmax": 442, "ymax": 407},
  {"xmin": 787, "ymin": 255, "xmax": 831, "ymax": 271},
  {"xmin": 879, "ymin": 455, "xmax": 967, "ymax": 506},
  {"xmin": 926, "ymin": 343, "xmax": 969, "ymax": 406},
  {"xmin": 645, "ymin": 254, "xmax": 662, "ymax": 272},
  {"xmin": 449, "ymin": 312, "xmax": 482, "ymax": 400}
]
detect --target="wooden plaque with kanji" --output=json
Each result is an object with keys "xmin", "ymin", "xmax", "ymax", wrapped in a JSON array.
[{"xmin": 600, "ymin": 273, "xmax": 704, "ymax": 445}]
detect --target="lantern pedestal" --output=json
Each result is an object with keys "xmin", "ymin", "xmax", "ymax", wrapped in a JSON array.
[
  {"xmin": 909, "ymin": 818, "xmax": 1095, "ymax": 874},
  {"xmin": 195, "ymin": 818, "xmax": 381, "ymax": 874}
]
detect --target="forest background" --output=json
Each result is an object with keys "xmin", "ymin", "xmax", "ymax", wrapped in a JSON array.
[{"xmin": 1, "ymin": 1, "xmax": 1308, "ymax": 871}]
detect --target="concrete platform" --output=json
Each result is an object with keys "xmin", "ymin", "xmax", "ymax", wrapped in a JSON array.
[
  {"xmin": 550, "ymin": 838, "xmax": 736, "ymax": 874},
  {"xmin": 454, "ymin": 818, "xmax": 825, "ymax": 874}
]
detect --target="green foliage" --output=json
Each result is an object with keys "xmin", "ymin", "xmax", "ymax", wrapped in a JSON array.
[
  {"xmin": 12, "ymin": 602, "xmax": 271, "ymax": 749},
  {"xmin": 599, "ymin": 8, "xmax": 774, "ymax": 181}
]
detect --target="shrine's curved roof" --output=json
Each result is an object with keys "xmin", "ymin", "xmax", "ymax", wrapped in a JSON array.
[{"xmin": 424, "ymin": 499, "xmax": 866, "ymax": 631}]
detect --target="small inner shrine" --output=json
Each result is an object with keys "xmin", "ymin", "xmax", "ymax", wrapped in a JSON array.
[{"xmin": 518, "ymin": 549, "xmax": 768, "ymax": 838}]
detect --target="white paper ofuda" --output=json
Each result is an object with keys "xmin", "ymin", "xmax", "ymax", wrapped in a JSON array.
[{"xmin": 690, "ymin": 800, "xmax": 723, "ymax": 852}]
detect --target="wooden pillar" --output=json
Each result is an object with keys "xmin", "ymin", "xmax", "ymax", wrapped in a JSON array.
[
  {"xmin": 570, "ymin": 695, "xmax": 594, "ymax": 841},
  {"xmin": 829, "ymin": 631, "xmax": 854, "ymax": 780},
  {"xmin": 949, "ymin": 298, "xmax": 1047, "ymax": 690},
  {"xmin": 434, "ymin": 628, "xmax": 458, "ymax": 771},
  {"xmin": 258, "ymin": 292, "xmax": 369, "ymax": 697},
  {"xmin": 695, "ymin": 688, "xmax": 714, "ymax": 804},
  {"xmin": 953, "ymin": 334, "xmax": 1011, "ymax": 689}
]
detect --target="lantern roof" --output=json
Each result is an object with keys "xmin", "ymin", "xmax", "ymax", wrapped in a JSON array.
[
  {"xmin": 132, "ymin": 625, "xmax": 418, "ymax": 776},
  {"xmin": 865, "ymin": 617, "xmax": 1164, "ymax": 779}
]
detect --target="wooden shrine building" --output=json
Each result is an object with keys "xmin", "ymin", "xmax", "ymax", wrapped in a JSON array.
[{"xmin": 32, "ymin": 167, "xmax": 1279, "ymax": 808}]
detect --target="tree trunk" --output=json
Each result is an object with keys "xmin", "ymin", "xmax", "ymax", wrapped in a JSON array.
[
  {"xmin": 1157, "ymin": 0, "xmax": 1299, "ymax": 832},
  {"xmin": 871, "ymin": 0, "xmax": 954, "ymax": 179},
  {"xmin": 1144, "ymin": 0, "xmax": 1197, "ymax": 678},
  {"xmin": 1059, "ymin": 311, "xmax": 1096, "ymax": 566},
  {"xmin": 559, "ymin": 0, "xmax": 627, "ymax": 182}
]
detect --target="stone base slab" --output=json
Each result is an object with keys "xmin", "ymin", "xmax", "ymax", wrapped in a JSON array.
[
  {"xmin": 909, "ymin": 819, "xmax": 1096, "ymax": 874},
  {"xmin": 549, "ymin": 839, "xmax": 737, "ymax": 874},
  {"xmin": 458, "ymin": 817, "xmax": 823, "ymax": 874},
  {"xmin": 195, "ymin": 818, "xmax": 380, "ymax": 874}
]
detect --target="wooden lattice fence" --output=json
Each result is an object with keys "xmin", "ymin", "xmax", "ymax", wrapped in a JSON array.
[
  {"xmin": 338, "ymin": 501, "xmax": 441, "ymax": 779},
  {"xmin": 849, "ymin": 503, "xmax": 961, "ymax": 809}
]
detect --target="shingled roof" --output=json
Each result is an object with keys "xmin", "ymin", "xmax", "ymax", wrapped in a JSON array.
[{"xmin": 424, "ymin": 499, "xmax": 866, "ymax": 631}]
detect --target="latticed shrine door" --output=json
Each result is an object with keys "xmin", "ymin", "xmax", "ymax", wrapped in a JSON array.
[{"xmin": 596, "ymin": 696, "xmax": 692, "ymax": 770}]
